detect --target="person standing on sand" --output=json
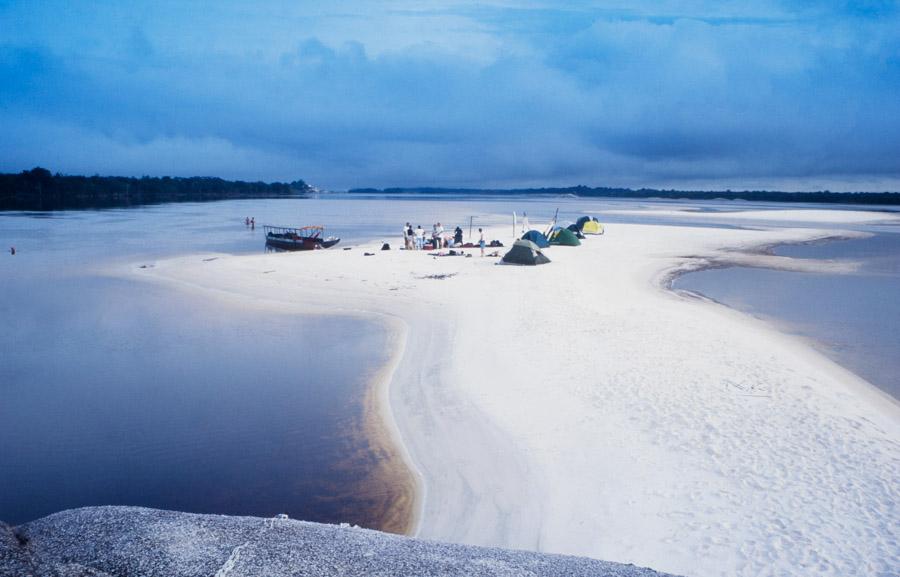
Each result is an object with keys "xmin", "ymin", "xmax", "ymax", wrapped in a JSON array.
[
  {"xmin": 479, "ymin": 228, "xmax": 485, "ymax": 256},
  {"xmin": 434, "ymin": 222, "xmax": 444, "ymax": 249},
  {"xmin": 403, "ymin": 223, "xmax": 411, "ymax": 250},
  {"xmin": 415, "ymin": 225, "xmax": 425, "ymax": 250}
]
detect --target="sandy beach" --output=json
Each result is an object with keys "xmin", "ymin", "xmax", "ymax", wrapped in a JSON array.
[{"xmin": 129, "ymin": 208, "xmax": 900, "ymax": 577}]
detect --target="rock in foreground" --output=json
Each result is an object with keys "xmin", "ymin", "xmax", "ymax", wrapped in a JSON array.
[{"xmin": 1, "ymin": 507, "xmax": 677, "ymax": 577}]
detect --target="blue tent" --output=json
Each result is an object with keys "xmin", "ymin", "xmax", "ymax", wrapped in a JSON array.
[{"xmin": 521, "ymin": 230, "xmax": 550, "ymax": 248}]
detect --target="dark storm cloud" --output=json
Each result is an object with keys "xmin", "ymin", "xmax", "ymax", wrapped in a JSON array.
[{"xmin": 0, "ymin": 1, "xmax": 898, "ymax": 190}]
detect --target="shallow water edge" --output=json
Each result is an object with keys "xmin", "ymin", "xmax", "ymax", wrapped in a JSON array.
[
  {"xmin": 359, "ymin": 317, "xmax": 421, "ymax": 535},
  {"xmin": 125, "ymin": 265, "xmax": 422, "ymax": 535},
  {"xmin": 665, "ymin": 234, "xmax": 900, "ymax": 405}
]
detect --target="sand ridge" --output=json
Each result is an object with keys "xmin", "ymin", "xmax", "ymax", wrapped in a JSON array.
[{"xmin": 131, "ymin": 209, "xmax": 900, "ymax": 577}]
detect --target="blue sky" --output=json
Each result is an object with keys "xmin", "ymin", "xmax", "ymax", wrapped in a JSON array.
[{"xmin": 1, "ymin": 1, "xmax": 899, "ymax": 190}]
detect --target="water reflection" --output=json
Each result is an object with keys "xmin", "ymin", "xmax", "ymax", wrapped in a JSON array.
[{"xmin": 0, "ymin": 273, "xmax": 399, "ymax": 527}]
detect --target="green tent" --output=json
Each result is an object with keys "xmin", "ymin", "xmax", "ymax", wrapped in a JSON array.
[
  {"xmin": 549, "ymin": 227, "xmax": 581, "ymax": 246},
  {"xmin": 501, "ymin": 240, "xmax": 551, "ymax": 265}
]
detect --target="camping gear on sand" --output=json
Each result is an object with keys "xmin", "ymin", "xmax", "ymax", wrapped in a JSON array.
[
  {"xmin": 521, "ymin": 230, "xmax": 550, "ymax": 248},
  {"xmin": 501, "ymin": 240, "xmax": 551, "ymax": 265},
  {"xmin": 549, "ymin": 227, "xmax": 581, "ymax": 246},
  {"xmin": 566, "ymin": 224, "xmax": 586, "ymax": 239},
  {"xmin": 576, "ymin": 216, "xmax": 604, "ymax": 235},
  {"xmin": 581, "ymin": 220, "xmax": 604, "ymax": 235}
]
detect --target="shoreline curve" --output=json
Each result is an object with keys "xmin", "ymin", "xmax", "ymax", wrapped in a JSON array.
[
  {"xmin": 661, "ymin": 232, "xmax": 900, "ymax": 412},
  {"xmin": 119, "ymin": 209, "xmax": 900, "ymax": 577}
]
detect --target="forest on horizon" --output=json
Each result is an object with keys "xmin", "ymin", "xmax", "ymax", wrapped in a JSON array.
[
  {"xmin": 349, "ymin": 185, "xmax": 900, "ymax": 205},
  {"xmin": 0, "ymin": 167, "xmax": 311, "ymax": 210},
  {"xmin": 3, "ymin": 167, "xmax": 899, "ymax": 210}
]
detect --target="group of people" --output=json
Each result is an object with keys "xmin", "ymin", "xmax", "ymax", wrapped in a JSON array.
[
  {"xmin": 244, "ymin": 216, "xmax": 255, "ymax": 229},
  {"xmin": 403, "ymin": 222, "xmax": 459, "ymax": 250},
  {"xmin": 402, "ymin": 222, "xmax": 486, "ymax": 255}
]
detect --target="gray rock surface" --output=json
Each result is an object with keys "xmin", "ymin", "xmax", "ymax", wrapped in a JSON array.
[
  {"xmin": 1, "ymin": 507, "xmax": 678, "ymax": 577},
  {"xmin": 0, "ymin": 521, "xmax": 33, "ymax": 576}
]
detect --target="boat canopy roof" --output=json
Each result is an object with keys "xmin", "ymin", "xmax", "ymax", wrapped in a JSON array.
[{"xmin": 263, "ymin": 225, "xmax": 326, "ymax": 235}]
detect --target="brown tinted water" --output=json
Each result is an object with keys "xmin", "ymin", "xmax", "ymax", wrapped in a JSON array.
[{"xmin": 0, "ymin": 203, "xmax": 416, "ymax": 530}]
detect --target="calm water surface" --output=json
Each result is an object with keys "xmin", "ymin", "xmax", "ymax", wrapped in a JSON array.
[
  {"xmin": 0, "ymin": 201, "xmax": 400, "ymax": 526},
  {"xmin": 0, "ymin": 276, "xmax": 389, "ymax": 526},
  {"xmin": 675, "ymin": 232, "xmax": 900, "ymax": 400}
]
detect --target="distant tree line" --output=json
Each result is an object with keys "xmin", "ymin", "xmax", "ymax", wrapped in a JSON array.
[
  {"xmin": 349, "ymin": 185, "xmax": 900, "ymax": 205},
  {"xmin": 0, "ymin": 168, "xmax": 312, "ymax": 210}
]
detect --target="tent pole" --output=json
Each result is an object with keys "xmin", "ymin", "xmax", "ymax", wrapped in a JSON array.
[{"xmin": 545, "ymin": 208, "xmax": 559, "ymax": 237}]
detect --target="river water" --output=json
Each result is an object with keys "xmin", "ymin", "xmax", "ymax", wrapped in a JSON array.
[
  {"xmin": 2, "ymin": 196, "xmax": 897, "ymax": 527},
  {"xmin": 674, "ymin": 228, "xmax": 900, "ymax": 401},
  {"xmin": 0, "ymin": 201, "xmax": 399, "ymax": 527}
]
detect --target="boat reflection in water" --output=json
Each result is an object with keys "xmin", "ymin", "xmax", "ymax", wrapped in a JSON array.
[{"xmin": 264, "ymin": 225, "xmax": 341, "ymax": 252}]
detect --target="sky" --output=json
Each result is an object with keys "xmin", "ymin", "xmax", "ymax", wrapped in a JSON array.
[{"xmin": 1, "ymin": 1, "xmax": 899, "ymax": 191}]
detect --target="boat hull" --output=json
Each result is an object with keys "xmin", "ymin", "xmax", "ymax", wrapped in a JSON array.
[{"xmin": 265, "ymin": 235, "xmax": 341, "ymax": 251}]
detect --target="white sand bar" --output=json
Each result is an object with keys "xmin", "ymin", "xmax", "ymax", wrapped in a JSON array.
[
  {"xmin": 602, "ymin": 207, "xmax": 899, "ymax": 224},
  {"xmin": 131, "ymin": 209, "xmax": 900, "ymax": 577}
]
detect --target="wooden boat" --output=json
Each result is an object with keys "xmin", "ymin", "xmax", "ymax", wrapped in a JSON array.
[{"xmin": 263, "ymin": 225, "xmax": 340, "ymax": 251}]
